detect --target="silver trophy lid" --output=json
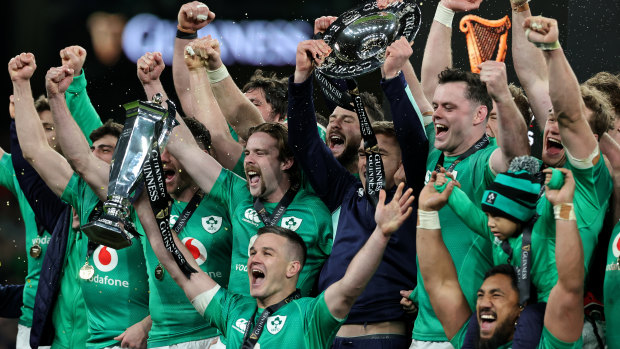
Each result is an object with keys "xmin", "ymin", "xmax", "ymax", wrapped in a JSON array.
[{"xmin": 316, "ymin": 0, "xmax": 422, "ymax": 79}]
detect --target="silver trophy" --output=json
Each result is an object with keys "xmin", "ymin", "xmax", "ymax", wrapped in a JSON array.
[
  {"xmin": 316, "ymin": 0, "xmax": 422, "ymax": 78},
  {"xmin": 81, "ymin": 94, "xmax": 176, "ymax": 249}
]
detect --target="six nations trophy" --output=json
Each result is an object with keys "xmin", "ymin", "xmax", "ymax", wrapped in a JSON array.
[
  {"xmin": 81, "ymin": 93, "xmax": 177, "ymax": 249},
  {"xmin": 314, "ymin": 0, "xmax": 422, "ymax": 204}
]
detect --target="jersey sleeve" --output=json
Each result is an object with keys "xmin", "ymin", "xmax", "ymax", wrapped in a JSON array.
[
  {"xmin": 60, "ymin": 173, "xmax": 81, "ymax": 210},
  {"xmin": 209, "ymin": 168, "xmax": 249, "ymax": 218},
  {"xmin": 0, "ymin": 153, "xmax": 18, "ymax": 196},
  {"xmin": 305, "ymin": 292, "xmax": 346, "ymax": 348},
  {"xmin": 287, "ymin": 75, "xmax": 357, "ymax": 213},
  {"xmin": 381, "ymin": 73, "xmax": 429, "ymax": 197},
  {"xmin": 203, "ymin": 287, "xmax": 244, "ymax": 338},
  {"xmin": 65, "ymin": 69, "xmax": 103, "ymax": 145},
  {"xmin": 447, "ymin": 186, "xmax": 492, "ymax": 241}
]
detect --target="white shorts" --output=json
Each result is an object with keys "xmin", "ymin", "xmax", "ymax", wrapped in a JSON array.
[
  {"xmin": 16, "ymin": 324, "xmax": 51, "ymax": 349},
  {"xmin": 409, "ymin": 339, "xmax": 454, "ymax": 349},
  {"xmin": 149, "ymin": 336, "xmax": 224, "ymax": 349}
]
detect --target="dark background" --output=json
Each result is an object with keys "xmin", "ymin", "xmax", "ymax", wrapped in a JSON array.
[{"xmin": 0, "ymin": 0, "xmax": 618, "ymax": 347}]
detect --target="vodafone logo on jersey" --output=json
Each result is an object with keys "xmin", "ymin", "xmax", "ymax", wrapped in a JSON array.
[
  {"xmin": 182, "ymin": 237, "xmax": 208, "ymax": 265},
  {"xmin": 613, "ymin": 233, "xmax": 620, "ymax": 258},
  {"xmin": 94, "ymin": 245, "xmax": 119, "ymax": 272}
]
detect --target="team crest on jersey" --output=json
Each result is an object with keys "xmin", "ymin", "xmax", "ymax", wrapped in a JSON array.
[
  {"xmin": 243, "ymin": 208, "xmax": 261, "ymax": 226},
  {"xmin": 233, "ymin": 318, "xmax": 248, "ymax": 333},
  {"xmin": 248, "ymin": 235, "xmax": 259, "ymax": 257},
  {"xmin": 182, "ymin": 237, "xmax": 208, "ymax": 265},
  {"xmin": 613, "ymin": 233, "xmax": 620, "ymax": 258},
  {"xmin": 169, "ymin": 215, "xmax": 179, "ymax": 226},
  {"xmin": 266, "ymin": 315, "xmax": 287, "ymax": 334},
  {"xmin": 202, "ymin": 216, "xmax": 222, "ymax": 234},
  {"xmin": 93, "ymin": 245, "xmax": 118, "ymax": 272},
  {"xmin": 280, "ymin": 216, "xmax": 302, "ymax": 231}
]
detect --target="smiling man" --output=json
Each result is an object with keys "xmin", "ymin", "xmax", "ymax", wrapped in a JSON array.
[
  {"xmin": 160, "ymin": 112, "xmax": 333, "ymax": 298},
  {"xmin": 416, "ymin": 165, "xmax": 583, "ymax": 348},
  {"xmin": 135, "ymin": 172, "xmax": 414, "ymax": 348}
]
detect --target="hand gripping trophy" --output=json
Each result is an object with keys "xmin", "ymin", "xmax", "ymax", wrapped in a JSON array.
[{"xmin": 81, "ymin": 93, "xmax": 177, "ymax": 249}]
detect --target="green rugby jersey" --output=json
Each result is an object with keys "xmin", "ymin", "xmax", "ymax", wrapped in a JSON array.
[
  {"xmin": 413, "ymin": 123, "xmax": 494, "ymax": 341},
  {"xmin": 536, "ymin": 153, "xmax": 611, "ymax": 274},
  {"xmin": 134, "ymin": 195, "xmax": 232, "ymax": 347},
  {"xmin": 209, "ymin": 169, "xmax": 332, "ymax": 297},
  {"xmin": 604, "ymin": 220, "xmax": 620, "ymax": 348},
  {"xmin": 50, "ymin": 225, "xmax": 89, "ymax": 349},
  {"xmin": 205, "ymin": 289, "xmax": 344, "ymax": 348},
  {"xmin": 446, "ymin": 185, "xmax": 557, "ymax": 302},
  {"xmin": 0, "ymin": 153, "xmax": 52, "ymax": 327},
  {"xmin": 62, "ymin": 173, "xmax": 149, "ymax": 349},
  {"xmin": 450, "ymin": 319, "xmax": 582, "ymax": 349}
]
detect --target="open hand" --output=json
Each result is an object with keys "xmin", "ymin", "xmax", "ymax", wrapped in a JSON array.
[{"xmin": 374, "ymin": 182, "xmax": 415, "ymax": 237}]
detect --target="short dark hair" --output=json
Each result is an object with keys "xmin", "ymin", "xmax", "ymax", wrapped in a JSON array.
[
  {"xmin": 508, "ymin": 84, "xmax": 532, "ymax": 126},
  {"xmin": 586, "ymin": 71, "xmax": 620, "ymax": 115},
  {"xmin": 183, "ymin": 117, "xmax": 212, "ymax": 151},
  {"xmin": 484, "ymin": 264, "xmax": 519, "ymax": 293},
  {"xmin": 89, "ymin": 119, "xmax": 123, "ymax": 143},
  {"xmin": 256, "ymin": 226, "xmax": 307, "ymax": 267},
  {"xmin": 247, "ymin": 122, "xmax": 300, "ymax": 184},
  {"xmin": 360, "ymin": 92, "xmax": 384, "ymax": 122},
  {"xmin": 437, "ymin": 68, "xmax": 494, "ymax": 116},
  {"xmin": 34, "ymin": 95, "xmax": 50, "ymax": 114},
  {"xmin": 580, "ymin": 84, "xmax": 614, "ymax": 139},
  {"xmin": 371, "ymin": 121, "xmax": 396, "ymax": 139},
  {"xmin": 242, "ymin": 69, "xmax": 288, "ymax": 121}
]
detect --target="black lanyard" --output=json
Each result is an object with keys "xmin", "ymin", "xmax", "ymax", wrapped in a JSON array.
[
  {"xmin": 500, "ymin": 215, "xmax": 538, "ymax": 305},
  {"xmin": 172, "ymin": 190, "xmax": 205, "ymax": 234},
  {"xmin": 434, "ymin": 135, "xmax": 490, "ymax": 173},
  {"xmin": 143, "ymin": 137, "xmax": 197, "ymax": 279},
  {"xmin": 253, "ymin": 183, "xmax": 299, "ymax": 226},
  {"xmin": 241, "ymin": 289, "xmax": 301, "ymax": 349},
  {"xmin": 314, "ymin": 70, "xmax": 385, "ymax": 205}
]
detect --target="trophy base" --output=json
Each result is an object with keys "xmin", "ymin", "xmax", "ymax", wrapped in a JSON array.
[{"xmin": 81, "ymin": 219, "xmax": 133, "ymax": 250}]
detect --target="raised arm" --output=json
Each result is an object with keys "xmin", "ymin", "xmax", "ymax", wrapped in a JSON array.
[
  {"xmin": 134, "ymin": 192, "xmax": 217, "ymax": 301},
  {"xmin": 542, "ymin": 167, "xmax": 583, "ymax": 342},
  {"xmin": 10, "ymin": 53, "xmax": 73, "ymax": 198},
  {"xmin": 173, "ymin": 1, "xmax": 215, "ymax": 117},
  {"xmin": 185, "ymin": 37, "xmax": 243, "ymax": 169},
  {"xmin": 420, "ymin": 0, "xmax": 481, "ymax": 102},
  {"xmin": 509, "ymin": 0, "xmax": 552, "ymax": 129},
  {"xmin": 600, "ymin": 133, "xmax": 620, "ymax": 222},
  {"xmin": 417, "ymin": 172, "xmax": 471, "ymax": 339},
  {"xmin": 61, "ymin": 45, "xmax": 103, "ymax": 142},
  {"xmin": 46, "ymin": 66, "xmax": 109, "ymax": 200},
  {"xmin": 525, "ymin": 16, "xmax": 598, "ymax": 160},
  {"xmin": 325, "ymin": 183, "xmax": 414, "ymax": 319},
  {"xmin": 167, "ymin": 115, "xmax": 223, "ymax": 195},
  {"xmin": 481, "ymin": 61, "xmax": 531, "ymax": 173}
]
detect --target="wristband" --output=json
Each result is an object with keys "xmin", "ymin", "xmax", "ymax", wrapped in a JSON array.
[
  {"xmin": 417, "ymin": 210, "xmax": 441, "ymax": 229},
  {"xmin": 422, "ymin": 111, "xmax": 434, "ymax": 126},
  {"xmin": 554, "ymin": 203, "xmax": 576, "ymax": 221},
  {"xmin": 207, "ymin": 65, "xmax": 229, "ymax": 84},
  {"xmin": 434, "ymin": 3, "xmax": 455, "ymax": 28},
  {"xmin": 176, "ymin": 29, "xmax": 198, "ymax": 40},
  {"xmin": 511, "ymin": 0, "xmax": 530, "ymax": 12}
]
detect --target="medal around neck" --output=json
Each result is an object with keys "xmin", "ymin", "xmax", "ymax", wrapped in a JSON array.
[
  {"xmin": 29, "ymin": 244, "xmax": 42, "ymax": 258},
  {"xmin": 80, "ymin": 262, "xmax": 95, "ymax": 280},
  {"xmin": 316, "ymin": 0, "xmax": 421, "ymax": 78},
  {"xmin": 81, "ymin": 94, "xmax": 177, "ymax": 250}
]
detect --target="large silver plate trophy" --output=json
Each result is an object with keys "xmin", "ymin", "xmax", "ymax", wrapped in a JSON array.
[
  {"xmin": 81, "ymin": 94, "xmax": 176, "ymax": 249},
  {"xmin": 316, "ymin": 0, "xmax": 421, "ymax": 78}
]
